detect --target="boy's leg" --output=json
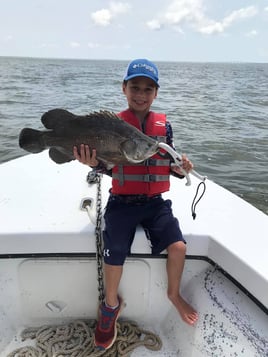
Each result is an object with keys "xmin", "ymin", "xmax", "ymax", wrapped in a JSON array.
[
  {"xmin": 95, "ymin": 197, "xmax": 138, "ymax": 350},
  {"xmin": 104, "ymin": 263, "xmax": 123, "ymax": 307},
  {"xmin": 142, "ymin": 199, "xmax": 198, "ymax": 325},
  {"xmin": 166, "ymin": 241, "xmax": 198, "ymax": 325},
  {"xmin": 94, "ymin": 263, "xmax": 123, "ymax": 350}
]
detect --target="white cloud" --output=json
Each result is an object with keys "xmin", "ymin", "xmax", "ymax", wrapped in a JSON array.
[
  {"xmin": 146, "ymin": 1, "xmax": 258, "ymax": 35},
  {"xmin": 199, "ymin": 6, "xmax": 258, "ymax": 34},
  {"xmin": 147, "ymin": 0, "xmax": 206, "ymax": 30},
  {"xmin": 222, "ymin": 6, "xmax": 257, "ymax": 26},
  {"xmin": 245, "ymin": 29, "xmax": 258, "ymax": 38},
  {"xmin": 2, "ymin": 35, "xmax": 13, "ymax": 42},
  {"xmin": 147, "ymin": 19, "xmax": 162, "ymax": 30},
  {"xmin": 91, "ymin": 9, "xmax": 112, "ymax": 26},
  {"xmin": 39, "ymin": 43, "xmax": 57, "ymax": 49},
  {"xmin": 91, "ymin": 2, "xmax": 131, "ymax": 27},
  {"xmin": 70, "ymin": 42, "xmax": 81, "ymax": 48},
  {"xmin": 165, "ymin": 0, "xmax": 204, "ymax": 25},
  {"xmin": 87, "ymin": 42, "xmax": 101, "ymax": 48}
]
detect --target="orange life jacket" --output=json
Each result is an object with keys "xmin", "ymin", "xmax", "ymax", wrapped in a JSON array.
[{"xmin": 111, "ymin": 109, "xmax": 171, "ymax": 195}]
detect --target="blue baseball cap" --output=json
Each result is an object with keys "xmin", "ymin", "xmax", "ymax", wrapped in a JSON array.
[{"xmin": 124, "ymin": 59, "xmax": 159, "ymax": 87}]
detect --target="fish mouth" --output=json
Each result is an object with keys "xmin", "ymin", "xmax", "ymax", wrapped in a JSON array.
[{"xmin": 123, "ymin": 147, "xmax": 158, "ymax": 163}]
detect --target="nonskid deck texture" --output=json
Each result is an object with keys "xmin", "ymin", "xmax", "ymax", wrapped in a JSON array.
[{"xmin": 1, "ymin": 259, "xmax": 267, "ymax": 357}]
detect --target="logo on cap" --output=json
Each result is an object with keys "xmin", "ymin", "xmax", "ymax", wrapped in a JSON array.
[{"xmin": 132, "ymin": 63, "xmax": 158, "ymax": 76}]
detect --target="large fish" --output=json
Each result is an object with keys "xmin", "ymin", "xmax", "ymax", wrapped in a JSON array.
[{"xmin": 19, "ymin": 109, "xmax": 160, "ymax": 166}]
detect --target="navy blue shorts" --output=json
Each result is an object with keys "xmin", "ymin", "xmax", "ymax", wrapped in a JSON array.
[{"xmin": 102, "ymin": 194, "xmax": 186, "ymax": 265}]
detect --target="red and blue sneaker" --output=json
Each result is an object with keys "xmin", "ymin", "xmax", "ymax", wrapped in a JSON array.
[{"xmin": 94, "ymin": 297, "xmax": 122, "ymax": 350}]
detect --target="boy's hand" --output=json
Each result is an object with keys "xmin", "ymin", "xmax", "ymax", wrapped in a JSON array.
[
  {"xmin": 73, "ymin": 144, "xmax": 99, "ymax": 167},
  {"xmin": 171, "ymin": 154, "xmax": 193, "ymax": 176}
]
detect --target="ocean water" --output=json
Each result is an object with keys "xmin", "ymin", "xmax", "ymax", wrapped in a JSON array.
[{"xmin": 0, "ymin": 57, "xmax": 267, "ymax": 214}]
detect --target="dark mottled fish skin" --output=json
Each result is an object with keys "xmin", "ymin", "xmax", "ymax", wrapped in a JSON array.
[{"xmin": 19, "ymin": 109, "xmax": 159, "ymax": 165}]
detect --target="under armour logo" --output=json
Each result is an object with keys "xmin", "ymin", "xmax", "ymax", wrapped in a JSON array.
[{"xmin": 103, "ymin": 249, "xmax": 110, "ymax": 257}]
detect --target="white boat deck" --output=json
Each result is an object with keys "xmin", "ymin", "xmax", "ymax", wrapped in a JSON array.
[
  {"xmin": 1, "ymin": 258, "xmax": 267, "ymax": 357},
  {"xmin": 1, "ymin": 152, "xmax": 267, "ymax": 307},
  {"xmin": 0, "ymin": 152, "xmax": 267, "ymax": 356}
]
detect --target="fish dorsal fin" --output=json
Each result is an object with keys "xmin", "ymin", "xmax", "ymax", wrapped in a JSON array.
[
  {"xmin": 41, "ymin": 109, "xmax": 76, "ymax": 129},
  {"xmin": 86, "ymin": 110, "xmax": 123, "ymax": 121}
]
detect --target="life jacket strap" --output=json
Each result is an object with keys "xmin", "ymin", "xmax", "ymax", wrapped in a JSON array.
[{"xmin": 112, "ymin": 173, "xmax": 170, "ymax": 183}]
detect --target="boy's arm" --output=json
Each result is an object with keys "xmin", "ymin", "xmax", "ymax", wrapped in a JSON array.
[{"xmin": 166, "ymin": 121, "xmax": 193, "ymax": 178}]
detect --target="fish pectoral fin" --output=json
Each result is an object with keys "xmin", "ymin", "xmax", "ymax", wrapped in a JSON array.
[
  {"xmin": 41, "ymin": 109, "xmax": 76, "ymax": 130},
  {"xmin": 49, "ymin": 148, "xmax": 73, "ymax": 164},
  {"xmin": 96, "ymin": 156, "xmax": 115, "ymax": 170}
]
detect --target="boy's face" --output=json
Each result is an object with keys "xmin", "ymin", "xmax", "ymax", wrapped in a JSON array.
[{"xmin": 122, "ymin": 76, "xmax": 158, "ymax": 115}]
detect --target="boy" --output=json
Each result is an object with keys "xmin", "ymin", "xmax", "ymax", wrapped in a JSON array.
[{"xmin": 74, "ymin": 58, "xmax": 198, "ymax": 350}]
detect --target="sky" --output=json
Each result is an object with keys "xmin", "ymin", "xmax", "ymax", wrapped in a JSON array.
[{"xmin": 0, "ymin": 0, "xmax": 268, "ymax": 62}]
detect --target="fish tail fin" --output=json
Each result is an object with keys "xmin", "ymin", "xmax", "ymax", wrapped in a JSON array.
[{"xmin": 19, "ymin": 128, "xmax": 45, "ymax": 153}]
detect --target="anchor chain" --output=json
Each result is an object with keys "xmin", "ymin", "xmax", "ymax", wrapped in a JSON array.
[
  {"xmin": 87, "ymin": 170, "xmax": 105, "ymax": 304},
  {"xmin": 7, "ymin": 170, "xmax": 162, "ymax": 356}
]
